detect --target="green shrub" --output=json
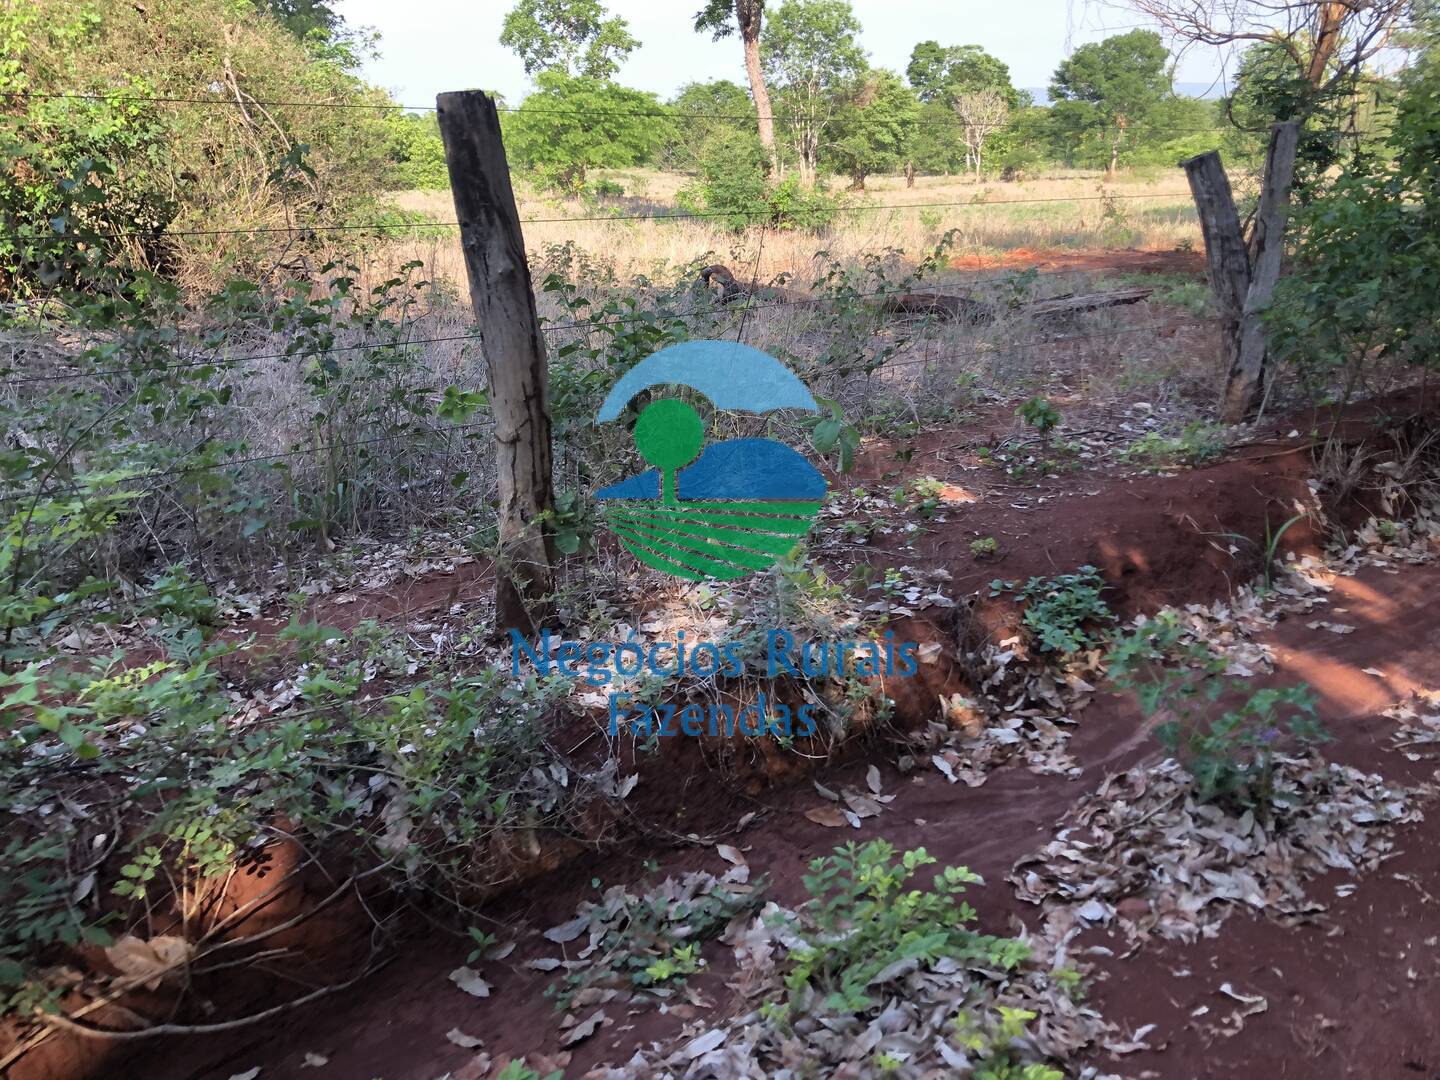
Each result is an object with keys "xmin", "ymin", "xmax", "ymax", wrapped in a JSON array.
[
  {"xmin": 990, "ymin": 566, "xmax": 1114, "ymax": 655},
  {"xmin": 1015, "ymin": 396, "xmax": 1061, "ymax": 443},
  {"xmin": 1266, "ymin": 37, "xmax": 1440, "ymax": 394},
  {"xmin": 1108, "ymin": 613, "xmax": 1327, "ymax": 811},
  {"xmin": 2, "ymin": 0, "xmax": 410, "ymax": 294},
  {"xmin": 1121, "ymin": 422, "xmax": 1228, "ymax": 468},
  {"xmin": 781, "ymin": 840, "xmax": 1029, "ymax": 1016},
  {"xmin": 677, "ymin": 128, "xmax": 840, "ymax": 233}
]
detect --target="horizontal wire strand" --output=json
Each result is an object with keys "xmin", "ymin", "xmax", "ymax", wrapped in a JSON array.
[
  {"xmin": 10, "ymin": 191, "xmax": 1199, "ymax": 242},
  {"xmin": 2, "ymin": 267, "xmax": 1202, "ymax": 386},
  {"xmin": 2, "ymin": 315, "xmax": 1219, "ymax": 502}
]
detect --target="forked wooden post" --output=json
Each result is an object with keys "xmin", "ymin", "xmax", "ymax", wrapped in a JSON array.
[
  {"xmin": 1182, "ymin": 147, "xmax": 1252, "ymax": 421},
  {"xmin": 1235, "ymin": 120, "xmax": 1300, "ymax": 419},
  {"xmin": 1182, "ymin": 120, "xmax": 1299, "ymax": 424},
  {"xmin": 436, "ymin": 90, "xmax": 554, "ymax": 635}
]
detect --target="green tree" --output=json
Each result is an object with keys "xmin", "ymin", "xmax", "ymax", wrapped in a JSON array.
[
  {"xmin": 987, "ymin": 105, "xmax": 1055, "ymax": 179},
  {"xmin": 694, "ymin": 1, "xmax": 777, "ymax": 167},
  {"xmin": 385, "ymin": 111, "xmax": 450, "ymax": 189},
  {"xmin": 662, "ymin": 80, "xmax": 756, "ymax": 171},
  {"xmin": 500, "ymin": 0, "xmax": 639, "ymax": 80},
  {"xmin": 1, "ymin": 0, "xmax": 403, "ymax": 294},
  {"xmin": 253, "ymin": 0, "xmax": 341, "ymax": 42},
  {"xmin": 906, "ymin": 41, "xmax": 1023, "ymax": 108},
  {"xmin": 825, "ymin": 70, "xmax": 918, "ymax": 189},
  {"xmin": 909, "ymin": 100, "xmax": 966, "ymax": 173},
  {"xmin": 1049, "ymin": 29, "xmax": 1172, "ymax": 175},
  {"xmin": 762, "ymin": 0, "xmax": 867, "ymax": 180},
  {"xmin": 503, "ymin": 72, "xmax": 667, "ymax": 191},
  {"xmin": 1221, "ymin": 40, "xmax": 1374, "ymax": 191},
  {"xmin": 1267, "ymin": 16, "xmax": 1440, "ymax": 394}
]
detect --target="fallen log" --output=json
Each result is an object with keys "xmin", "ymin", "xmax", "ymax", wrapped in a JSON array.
[
  {"xmin": 1023, "ymin": 286, "xmax": 1154, "ymax": 320},
  {"xmin": 695, "ymin": 265, "xmax": 1153, "ymax": 324},
  {"xmin": 880, "ymin": 292, "xmax": 994, "ymax": 324}
]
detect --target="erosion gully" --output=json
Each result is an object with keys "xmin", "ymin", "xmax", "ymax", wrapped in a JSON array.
[{"xmin": 37, "ymin": 396, "xmax": 1440, "ymax": 1080}]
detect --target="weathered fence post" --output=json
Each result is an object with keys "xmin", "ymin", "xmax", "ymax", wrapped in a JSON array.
[
  {"xmin": 1183, "ymin": 147, "xmax": 1252, "ymax": 421},
  {"xmin": 1182, "ymin": 119, "xmax": 1300, "ymax": 424},
  {"xmin": 1234, "ymin": 120, "xmax": 1300, "ymax": 419},
  {"xmin": 436, "ymin": 90, "xmax": 554, "ymax": 635}
]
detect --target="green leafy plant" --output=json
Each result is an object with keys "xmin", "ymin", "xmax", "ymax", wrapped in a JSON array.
[
  {"xmin": 955, "ymin": 1006, "xmax": 1064, "ymax": 1080},
  {"xmin": 970, "ymin": 536, "xmax": 998, "ymax": 558},
  {"xmin": 1108, "ymin": 613, "xmax": 1327, "ymax": 811},
  {"xmin": 494, "ymin": 1060, "xmax": 563, "ymax": 1080},
  {"xmin": 990, "ymin": 566, "xmax": 1114, "ymax": 655},
  {"xmin": 1121, "ymin": 422, "xmax": 1228, "ymax": 468},
  {"xmin": 780, "ymin": 840, "xmax": 1028, "ymax": 1017},
  {"xmin": 642, "ymin": 941, "xmax": 702, "ymax": 984},
  {"xmin": 1015, "ymin": 395, "xmax": 1061, "ymax": 446},
  {"xmin": 809, "ymin": 397, "xmax": 861, "ymax": 474},
  {"xmin": 903, "ymin": 475, "xmax": 947, "ymax": 518},
  {"xmin": 545, "ymin": 489, "xmax": 597, "ymax": 556}
]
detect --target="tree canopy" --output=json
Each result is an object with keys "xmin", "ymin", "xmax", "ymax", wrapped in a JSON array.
[
  {"xmin": 825, "ymin": 70, "xmax": 919, "ymax": 188},
  {"xmin": 906, "ymin": 41, "xmax": 1024, "ymax": 108},
  {"xmin": 1049, "ymin": 29, "xmax": 1173, "ymax": 172},
  {"xmin": 502, "ymin": 72, "xmax": 668, "ymax": 191},
  {"xmin": 500, "ymin": 0, "xmax": 640, "ymax": 80},
  {"xmin": 763, "ymin": 0, "xmax": 867, "ymax": 178},
  {"xmin": 663, "ymin": 80, "xmax": 757, "ymax": 170}
]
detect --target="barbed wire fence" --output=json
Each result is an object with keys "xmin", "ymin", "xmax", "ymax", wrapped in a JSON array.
[{"xmin": 2, "ymin": 89, "xmax": 1219, "ymax": 548}]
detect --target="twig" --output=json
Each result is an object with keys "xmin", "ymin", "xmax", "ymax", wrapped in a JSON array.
[{"xmin": 38, "ymin": 961, "xmax": 387, "ymax": 1041}]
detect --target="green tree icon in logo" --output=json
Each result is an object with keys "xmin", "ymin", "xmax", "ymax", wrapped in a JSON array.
[
  {"xmin": 633, "ymin": 399, "xmax": 704, "ymax": 505},
  {"xmin": 593, "ymin": 341, "xmax": 829, "ymax": 582}
]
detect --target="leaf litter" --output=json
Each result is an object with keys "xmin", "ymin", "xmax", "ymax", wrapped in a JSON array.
[{"xmin": 1010, "ymin": 755, "xmax": 1425, "ymax": 944}]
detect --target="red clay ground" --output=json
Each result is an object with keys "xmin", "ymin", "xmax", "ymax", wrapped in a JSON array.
[
  {"xmin": 16, "ymin": 392, "xmax": 1438, "ymax": 1080},
  {"xmin": 114, "ymin": 561, "xmax": 1440, "ymax": 1080}
]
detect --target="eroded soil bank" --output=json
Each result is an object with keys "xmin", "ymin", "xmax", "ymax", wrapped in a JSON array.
[
  {"xmin": 127, "ymin": 564, "xmax": 1440, "ymax": 1080},
  {"xmin": 14, "ymin": 393, "xmax": 1439, "ymax": 1080}
]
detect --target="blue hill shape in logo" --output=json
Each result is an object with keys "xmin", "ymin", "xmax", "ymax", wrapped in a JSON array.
[{"xmin": 593, "ymin": 341, "xmax": 828, "ymax": 581}]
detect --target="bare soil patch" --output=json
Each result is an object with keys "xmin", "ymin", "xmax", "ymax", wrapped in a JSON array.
[{"xmin": 13, "ymin": 393, "xmax": 1438, "ymax": 1080}]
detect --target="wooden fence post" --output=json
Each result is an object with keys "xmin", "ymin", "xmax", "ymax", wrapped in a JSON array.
[
  {"xmin": 1183, "ymin": 120, "xmax": 1300, "ymax": 424},
  {"xmin": 1182, "ymin": 148, "xmax": 1252, "ymax": 421},
  {"xmin": 1233, "ymin": 120, "xmax": 1300, "ymax": 420},
  {"xmin": 436, "ymin": 90, "xmax": 554, "ymax": 635}
]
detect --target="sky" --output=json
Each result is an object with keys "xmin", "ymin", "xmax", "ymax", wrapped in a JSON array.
[{"xmin": 335, "ymin": 0, "xmax": 1229, "ymax": 109}]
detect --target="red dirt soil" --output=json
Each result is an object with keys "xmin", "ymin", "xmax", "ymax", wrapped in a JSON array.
[
  {"xmin": 105, "ymin": 562, "xmax": 1440, "ymax": 1080},
  {"xmin": 14, "ymin": 393, "xmax": 1439, "ymax": 1080}
]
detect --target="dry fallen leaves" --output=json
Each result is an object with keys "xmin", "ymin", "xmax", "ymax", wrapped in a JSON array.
[
  {"xmin": 1011, "ymin": 756, "xmax": 1421, "ymax": 944},
  {"xmin": 447, "ymin": 966, "xmax": 492, "ymax": 998},
  {"xmin": 103, "ymin": 934, "xmax": 192, "ymax": 991}
]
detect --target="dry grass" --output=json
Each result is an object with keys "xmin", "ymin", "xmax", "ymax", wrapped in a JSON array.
[{"xmin": 382, "ymin": 169, "xmax": 1201, "ymax": 291}]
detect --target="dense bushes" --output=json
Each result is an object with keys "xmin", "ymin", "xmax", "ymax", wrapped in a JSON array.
[
  {"xmin": 1266, "ymin": 39, "xmax": 1440, "ymax": 395},
  {"xmin": 1, "ymin": 0, "xmax": 418, "ymax": 294},
  {"xmin": 677, "ymin": 127, "xmax": 841, "ymax": 231}
]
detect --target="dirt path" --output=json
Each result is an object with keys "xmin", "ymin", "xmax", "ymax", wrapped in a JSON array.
[
  {"xmin": 1077, "ymin": 564, "xmax": 1440, "ymax": 1080},
  {"xmin": 126, "ymin": 556, "xmax": 1440, "ymax": 1080}
]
